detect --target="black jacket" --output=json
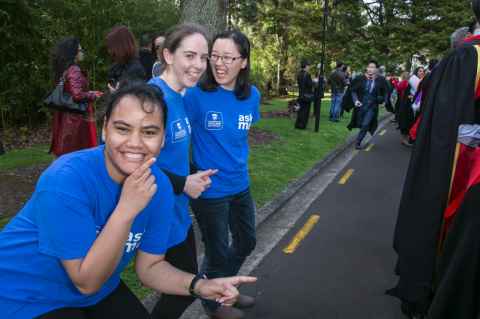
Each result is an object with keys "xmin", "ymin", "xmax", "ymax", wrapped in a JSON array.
[
  {"xmin": 297, "ymin": 70, "xmax": 313, "ymax": 102},
  {"xmin": 107, "ymin": 58, "xmax": 146, "ymax": 88},
  {"xmin": 139, "ymin": 49, "xmax": 155, "ymax": 81},
  {"xmin": 346, "ymin": 75, "xmax": 386, "ymax": 133}
]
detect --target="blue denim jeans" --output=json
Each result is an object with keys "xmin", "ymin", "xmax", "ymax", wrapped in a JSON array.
[
  {"xmin": 191, "ymin": 188, "xmax": 256, "ymax": 312},
  {"xmin": 329, "ymin": 92, "xmax": 344, "ymax": 121}
]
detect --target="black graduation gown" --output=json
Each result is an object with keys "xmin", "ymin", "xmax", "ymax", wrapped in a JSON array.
[
  {"xmin": 397, "ymin": 84, "xmax": 415, "ymax": 135},
  {"xmin": 388, "ymin": 44, "xmax": 479, "ymax": 310}
]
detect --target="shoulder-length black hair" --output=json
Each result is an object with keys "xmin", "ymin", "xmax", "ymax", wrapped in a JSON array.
[
  {"xmin": 51, "ymin": 37, "xmax": 80, "ymax": 82},
  {"xmin": 200, "ymin": 30, "xmax": 252, "ymax": 100}
]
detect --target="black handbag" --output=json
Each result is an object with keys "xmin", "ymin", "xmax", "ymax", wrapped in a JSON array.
[{"xmin": 44, "ymin": 76, "xmax": 88, "ymax": 114}]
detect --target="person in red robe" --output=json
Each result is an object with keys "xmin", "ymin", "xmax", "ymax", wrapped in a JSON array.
[
  {"xmin": 50, "ymin": 37, "xmax": 103, "ymax": 157},
  {"xmin": 389, "ymin": 2, "xmax": 480, "ymax": 317}
]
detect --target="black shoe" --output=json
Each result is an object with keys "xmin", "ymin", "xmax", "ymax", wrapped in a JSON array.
[
  {"xmin": 208, "ymin": 306, "xmax": 245, "ymax": 319},
  {"xmin": 355, "ymin": 143, "xmax": 364, "ymax": 150},
  {"xmin": 234, "ymin": 294, "xmax": 255, "ymax": 309}
]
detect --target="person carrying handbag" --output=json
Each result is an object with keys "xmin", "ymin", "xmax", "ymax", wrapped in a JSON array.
[{"xmin": 49, "ymin": 37, "xmax": 103, "ymax": 157}]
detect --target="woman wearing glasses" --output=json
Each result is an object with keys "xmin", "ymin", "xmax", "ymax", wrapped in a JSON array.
[{"xmin": 184, "ymin": 30, "xmax": 260, "ymax": 319}]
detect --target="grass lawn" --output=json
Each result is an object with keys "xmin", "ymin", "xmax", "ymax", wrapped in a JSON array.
[
  {"xmin": 251, "ymin": 97, "xmax": 352, "ymax": 207},
  {"xmin": 0, "ymin": 144, "xmax": 53, "ymax": 171},
  {"xmin": 0, "ymin": 97, "xmax": 357, "ymax": 299}
]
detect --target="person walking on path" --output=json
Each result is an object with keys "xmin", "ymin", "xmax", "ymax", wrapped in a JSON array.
[
  {"xmin": 148, "ymin": 24, "xmax": 217, "ymax": 319},
  {"xmin": 49, "ymin": 37, "xmax": 103, "ymax": 157},
  {"xmin": 184, "ymin": 30, "xmax": 260, "ymax": 319},
  {"xmin": 348, "ymin": 60, "xmax": 386, "ymax": 149},
  {"xmin": 294, "ymin": 59, "xmax": 314, "ymax": 129},
  {"xmin": 0, "ymin": 83, "xmax": 256, "ymax": 319}
]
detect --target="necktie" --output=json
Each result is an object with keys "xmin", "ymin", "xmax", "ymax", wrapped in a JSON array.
[{"xmin": 368, "ymin": 79, "xmax": 373, "ymax": 93}]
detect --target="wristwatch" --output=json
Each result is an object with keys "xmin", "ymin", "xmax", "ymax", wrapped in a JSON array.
[{"xmin": 189, "ymin": 274, "xmax": 207, "ymax": 298}]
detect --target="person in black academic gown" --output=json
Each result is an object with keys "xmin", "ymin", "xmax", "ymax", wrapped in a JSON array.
[
  {"xmin": 295, "ymin": 59, "xmax": 314, "ymax": 129},
  {"xmin": 388, "ymin": 2, "xmax": 480, "ymax": 317},
  {"xmin": 347, "ymin": 60, "xmax": 386, "ymax": 149}
]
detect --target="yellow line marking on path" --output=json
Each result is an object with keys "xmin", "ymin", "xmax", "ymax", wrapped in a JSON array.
[
  {"xmin": 338, "ymin": 169, "xmax": 354, "ymax": 185},
  {"xmin": 379, "ymin": 129, "xmax": 387, "ymax": 136},
  {"xmin": 283, "ymin": 214, "xmax": 320, "ymax": 254},
  {"xmin": 365, "ymin": 143, "xmax": 374, "ymax": 152}
]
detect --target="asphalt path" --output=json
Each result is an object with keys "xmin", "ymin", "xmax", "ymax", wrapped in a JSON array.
[{"xmin": 242, "ymin": 124, "xmax": 411, "ymax": 319}]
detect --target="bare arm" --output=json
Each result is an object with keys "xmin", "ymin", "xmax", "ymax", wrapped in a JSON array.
[
  {"xmin": 135, "ymin": 250, "xmax": 194, "ymax": 296},
  {"xmin": 62, "ymin": 158, "xmax": 157, "ymax": 295},
  {"xmin": 62, "ymin": 212, "xmax": 133, "ymax": 294},
  {"xmin": 136, "ymin": 250, "xmax": 257, "ymax": 305}
]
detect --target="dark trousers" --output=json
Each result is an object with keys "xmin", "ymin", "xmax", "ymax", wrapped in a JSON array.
[
  {"xmin": 37, "ymin": 281, "xmax": 150, "ymax": 319},
  {"xmin": 191, "ymin": 189, "xmax": 256, "ymax": 312},
  {"xmin": 151, "ymin": 227, "xmax": 198, "ymax": 319},
  {"xmin": 295, "ymin": 100, "xmax": 311, "ymax": 129},
  {"xmin": 356, "ymin": 106, "xmax": 377, "ymax": 146}
]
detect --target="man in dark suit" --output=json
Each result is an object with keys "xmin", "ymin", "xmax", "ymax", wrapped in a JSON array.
[{"xmin": 349, "ymin": 59, "xmax": 386, "ymax": 149}]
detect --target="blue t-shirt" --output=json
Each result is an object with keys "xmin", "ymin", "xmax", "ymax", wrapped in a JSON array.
[
  {"xmin": 184, "ymin": 85, "xmax": 261, "ymax": 198},
  {"xmin": 148, "ymin": 77, "xmax": 192, "ymax": 244},
  {"xmin": 0, "ymin": 146, "xmax": 176, "ymax": 319}
]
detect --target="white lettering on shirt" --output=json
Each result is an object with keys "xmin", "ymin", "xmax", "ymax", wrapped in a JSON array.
[
  {"xmin": 125, "ymin": 232, "xmax": 143, "ymax": 253},
  {"xmin": 238, "ymin": 114, "xmax": 253, "ymax": 130}
]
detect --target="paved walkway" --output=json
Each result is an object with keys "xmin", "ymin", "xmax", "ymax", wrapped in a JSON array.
[{"xmin": 241, "ymin": 124, "xmax": 410, "ymax": 319}]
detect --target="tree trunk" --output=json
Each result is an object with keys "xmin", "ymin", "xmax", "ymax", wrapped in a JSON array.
[{"xmin": 181, "ymin": 0, "xmax": 228, "ymax": 35}]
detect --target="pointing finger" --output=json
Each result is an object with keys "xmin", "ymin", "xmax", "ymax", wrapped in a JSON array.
[{"xmin": 133, "ymin": 157, "xmax": 156, "ymax": 179}]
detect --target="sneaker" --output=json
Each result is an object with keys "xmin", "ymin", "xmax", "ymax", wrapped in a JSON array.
[
  {"xmin": 234, "ymin": 294, "xmax": 256, "ymax": 309},
  {"xmin": 355, "ymin": 143, "xmax": 364, "ymax": 150},
  {"xmin": 209, "ymin": 306, "xmax": 245, "ymax": 319}
]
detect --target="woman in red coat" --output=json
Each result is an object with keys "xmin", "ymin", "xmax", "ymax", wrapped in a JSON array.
[{"xmin": 50, "ymin": 37, "xmax": 103, "ymax": 157}]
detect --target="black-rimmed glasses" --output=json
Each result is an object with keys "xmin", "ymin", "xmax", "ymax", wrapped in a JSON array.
[{"xmin": 209, "ymin": 54, "xmax": 242, "ymax": 65}]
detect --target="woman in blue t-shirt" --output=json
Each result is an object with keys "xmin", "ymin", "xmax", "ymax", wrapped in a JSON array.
[
  {"xmin": 0, "ymin": 83, "xmax": 255, "ymax": 319},
  {"xmin": 184, "ymin": 30, "xmax": 261, "ymax": 318},
  {"xmin": 147, "ymin": 24, "xmax": 218, "ymax": 319}
]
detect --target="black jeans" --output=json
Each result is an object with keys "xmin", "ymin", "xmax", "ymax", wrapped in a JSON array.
[
  {"xmin": 295, "ymin": 100, "xmax": 311, "ymax": 129},
  {"xmin": 356, "ymin": 105, "xmax": 377, "ymax": 146},
  {"xmin": 37, "ymin": 281, "xmax": 150, "ymax": 319},
  {"xmin": 151, "ymin": 226, "xmax": 198, "ymax": 319},
  {"xmin": 191, "ymin": 189, "xmax": 256, "ymax": 312}
]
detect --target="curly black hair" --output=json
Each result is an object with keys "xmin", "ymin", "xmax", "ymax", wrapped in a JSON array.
[{"xmin": 51, "ymin": 37, "xmax": 80, "ymax": 83}]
